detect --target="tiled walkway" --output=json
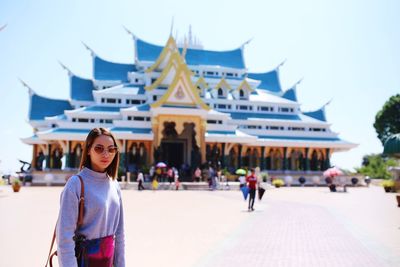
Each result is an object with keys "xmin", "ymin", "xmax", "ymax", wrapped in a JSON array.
[
  {"xmin": 0, "ymin": 185, "xmax": 399, "ymax": 267},
  {"xmin": 197, "ymin": 198, "xmax": 392, "ymax": 267}
]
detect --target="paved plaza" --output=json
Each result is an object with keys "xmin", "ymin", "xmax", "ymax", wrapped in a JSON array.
[{"xmin": 0, "ymin": 184, "xmax": 399, "ymax": 267}]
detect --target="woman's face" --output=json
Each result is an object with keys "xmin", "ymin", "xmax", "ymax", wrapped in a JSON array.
[{"xmin": 88, "ymin": 135, "xmax": 117, "ymax": 172}]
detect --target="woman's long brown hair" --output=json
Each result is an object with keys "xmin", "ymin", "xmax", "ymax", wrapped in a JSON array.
[{"xmin": 79, "ymin": 128, "xmax": 120, "ymax": 179}]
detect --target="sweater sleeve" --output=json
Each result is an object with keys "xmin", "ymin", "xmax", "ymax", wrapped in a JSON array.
[
  {"xmin": 114, "ymin": 183, "xmax": 126, "ymax": 267},
  {"xmin": 56, "ymin": 176, "xmax": 80, "ymax": 267}
]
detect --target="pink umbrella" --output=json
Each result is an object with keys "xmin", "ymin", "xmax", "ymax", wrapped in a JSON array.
[
  {"xmin": 156, "ymin": 162, "xmax": 167, "ymax": 168},
  {"xmin": 323, "ymin": 167, "xmax": 343, "ymax": 178}
]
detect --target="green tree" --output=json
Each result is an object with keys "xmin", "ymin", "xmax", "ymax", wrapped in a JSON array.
[
  {"xmin": 373, "ymin": 94, "xmax": 400, "ymax": 145},
  {"xmin": 356, "ymin": 154, "xmax": 397, "ymax": 179}
]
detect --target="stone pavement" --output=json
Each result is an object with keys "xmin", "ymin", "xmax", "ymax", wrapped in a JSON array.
[
  {"xmin": 197, "ymin": 198, "xmax": 394, "ymax": 267},
  {"xmin": 0, "ymin": 184, "xmax": 399, "ymax": 267}
]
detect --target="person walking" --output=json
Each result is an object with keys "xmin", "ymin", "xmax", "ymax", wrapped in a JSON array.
[
  {"xmin": 238, "ymin": 174, "xmax": 246, "ymax": 189},
  {"xmin": 194, "ymin": 167, "xmax": 201, "ymax": 182},
  {"xmin": 247, "ymin": 168, "xmax": 258, "ymax": 212},
  {"xmin": 56, "ymin": 127, "xmax": 125, "ymax": 266},
  {"xmin": 137, "ymin": 170, "xmax": 145, "ymax": 191},
  {"xmin": 149, "ymin": 166, "xmax": 155, "ymax": 181},
  {"xmin": 174, "ymin": 173, "xmax": 180, "ymax": 190}
]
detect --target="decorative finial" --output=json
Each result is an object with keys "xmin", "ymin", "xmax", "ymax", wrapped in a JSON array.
[
  {"xmin": 182, "ymin": 36, "xmax": 188, "ymax": 59},
  {"xmin": 170, "ymin": 17, "xmax": 175, "ymax": 37},
  {"xmin": 292, "ymin": 78, "xmax": 303, "ymax": 88},
  {"xmin": 58, "ymin": 61, "xmax": 73, "ymax": 76},
  {"xmin": 123, "ymin": 25, "xmax": 136, "ymax": 40},
  {"xmin": 323, "ymin": 98, "xmax": 333, "ymax": 107},
  {"xmin": 81, "ymin": 41, "xmax": 95, "ymax": 56},
  {"xmin": 277, "ymin": 59, "xmax": 287, "ymax": 69},
  {"xmin": 18, "ymin": 78, "xmax": 34, "ymax": 96},
  {"xmin": 240, "ymin": 38, "xmax": 253, "ymax": 49},
  {"xmin": 188, "ymin": 25, "xmax": 193, "ymax": 45}
]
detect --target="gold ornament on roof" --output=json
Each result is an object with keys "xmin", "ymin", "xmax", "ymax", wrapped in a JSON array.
[{"xmin": 175, "ymin": 86, "xmax": 185, "ymax": 99}]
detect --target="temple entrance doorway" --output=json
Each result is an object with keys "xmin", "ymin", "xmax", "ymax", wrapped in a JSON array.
[{"xmin": 161, "ymin": 140, "xmax": 185, "ymax": 169}]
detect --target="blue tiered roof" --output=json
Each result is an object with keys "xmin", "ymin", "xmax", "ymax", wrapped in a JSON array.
[
  {"xmin": 303, "ymin": 107, "xmax": 327, "ymax": 122},
  {"xmin": 29, "ymin": 94, "xmax": 73, "ymax": 120},
  {"xmin": 136, "ymin": 38, "xmax": 245, "ymax": 69},
  {"xmin": 110, "ymin": 127, "xmax": 152, "ymax": 134},
  {"xmin": 257, "ymin": 135, "xmax": 340, "ymax": 141},
  {"xmin": 248, "ymin": 70, "xmax": 282, "ymax": 94},
  {"xmin": 281, "ymin": 87, "xmax": 298, "ymax": 102},
  {"xmin": 94, "ymin": 55, "xmax": 136, "ymax": 82},
  {"xmin": 83, "ymin": 106, "xmax": 121, "ymax": 113},
  {"xmin": 70, "ymin": 75, "xmax": 94, "ymax": 101},
  {"xmin": 227, "ymin": 112, "xmax": 301, "ymax": 121}
]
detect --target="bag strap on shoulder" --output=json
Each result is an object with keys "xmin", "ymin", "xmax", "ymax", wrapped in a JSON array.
[{"xmin": 45, "ymin": 175, "xmax": 84, "ymax": 267}]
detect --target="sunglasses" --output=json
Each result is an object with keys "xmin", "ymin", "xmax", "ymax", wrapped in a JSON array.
[{"xmin": 92, "ymin": 145, "xmax": 118, "ymax": 155}]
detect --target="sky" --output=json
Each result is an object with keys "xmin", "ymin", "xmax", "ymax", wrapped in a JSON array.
[{"xmin": 0, "ymin": 0, "xmax": 399, "ymax": 174}]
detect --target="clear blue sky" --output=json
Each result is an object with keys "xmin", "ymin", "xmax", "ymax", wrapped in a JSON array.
[{"xmin": 0, "ymin": 0, "xmax": 399, "ymax": 173}]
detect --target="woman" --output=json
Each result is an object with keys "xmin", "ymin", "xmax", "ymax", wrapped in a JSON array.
[
  {"xmin": 56, "ymin": 128, "xmax": 125, "ymax": 267},
  {"xmin": 246, "ymin": 168, "xmax": 258, "ymax": 212}
]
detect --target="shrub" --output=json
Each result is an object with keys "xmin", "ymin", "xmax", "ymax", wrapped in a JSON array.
[
  {"xmin": 381, "ymin": 179, "xmax": 395, "ymax": 188},
  {"xmin": 272, "ymin": 179, "xmax": 285, "ymax": 187}
]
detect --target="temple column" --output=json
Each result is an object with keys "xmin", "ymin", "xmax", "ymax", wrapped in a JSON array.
[
  {"xmin": 149, "ymin": 141, "xmax": 154, "ymax": 166},
  {"xmin": 305, "ymin": 148, "xmax": 310, "ymax": 171},
  {"xmin": 152, "ymin": 119, "xmax": 160, "ymax": 163},
  {"xmin": 283, "ymin": 147, "xmax": 288, "ymax": 171},
  {"xmin": 238, "ymin": 145, "xmax": 242, "ymax": 168},
  {"xmin": 121, "ymin": 140, "xmax": 127, "ymax": 173},
  {"xmin": 200, "ymin": 121, "xmax": 206, "ymax": 164},
  {"xmin": 115, "ymin": 139, "xmax": 125, "ymax": 175},
  {"xmin": 32, "ymin": 144, "xmax": 37, "ymax": 170},
  {"xmin": 221, "ymin": 143, "xmax": 226, "ymax": 168},
  {"xmin": 65, "ymin": 141, "xmax": 71, "ymax": 169},
  {"xmin": 325, "ymin": 148, "xmax": 331, "ymax": 170},
  {"xmin": 260, "ymin": 147, "xmax": 265, "ymax": 170},
  {"xmin": 46, "ymin": 144, "xmax": 52, "ymax": 169}
]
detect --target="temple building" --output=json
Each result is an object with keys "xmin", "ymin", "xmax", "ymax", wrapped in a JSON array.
[{"xmin": 22, "ymin": 29, "xmax": 357, "ymax": 182}]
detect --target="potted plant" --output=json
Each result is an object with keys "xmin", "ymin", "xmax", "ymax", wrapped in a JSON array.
[
  {"xmin": 272, "ymin": 178, "xmax": 284, "ymax": 188},
  {"xmin": 284, "ymin": 176, "xmax": 293, "ymax": 186},
  {"xmin": 261, "ymin": 173, "xmax": 268, "ymax": 183},
  {"xmin": 298, "ymin": 176, "xmax": 306, "ymax": 186},
  {"xmin": 351, "ymin": 177, "xmax": 359, "ymax": 186},
  {"xmin": 312, "ymin": 176, "xmax": 320, "ymax": 186},
  {"xmin": 381, "ymin": 179, "xmax": 395, "ymax": 193},
  {"xmin": 11, "ymin": 177, "xmax": 22, "ymax": 192}
]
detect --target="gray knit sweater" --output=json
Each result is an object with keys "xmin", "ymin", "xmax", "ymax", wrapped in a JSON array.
[{"xmin": 56, "ymin": 167, "xmax": 125, "ymax": 267}]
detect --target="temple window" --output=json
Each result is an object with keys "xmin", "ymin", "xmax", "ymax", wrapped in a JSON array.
[
  {"xmin": 218, "ymin": 104, "xmax": 226, "ymax": 109},
  {"xmin": 133, "ymin": 117, "xmax": 145, "ymax": 121},
  {"xmin": 106, "ymin": 98, "xmax": 117, "ymax": 104},
  {"xmin": 218, "ymin": 88, "xmax": 224, "ymax": 97},
  {"xmin": 239, "ymin": 89, "xmax": 245, "ymax": 98}
]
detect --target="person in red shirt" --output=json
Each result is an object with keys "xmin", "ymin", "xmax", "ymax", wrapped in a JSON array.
[{"xmin": 246, "ymin": 168, "xmax": 258, "ymax": 211}]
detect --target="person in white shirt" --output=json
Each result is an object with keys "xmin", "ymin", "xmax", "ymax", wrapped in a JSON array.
[
  {"xmin": 137, "ymin": 171, "xmax": 145, "ymax": 191},
  {"xmin": 239, "ymin": 175, "xmax": 246, "ymax": 188}
]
